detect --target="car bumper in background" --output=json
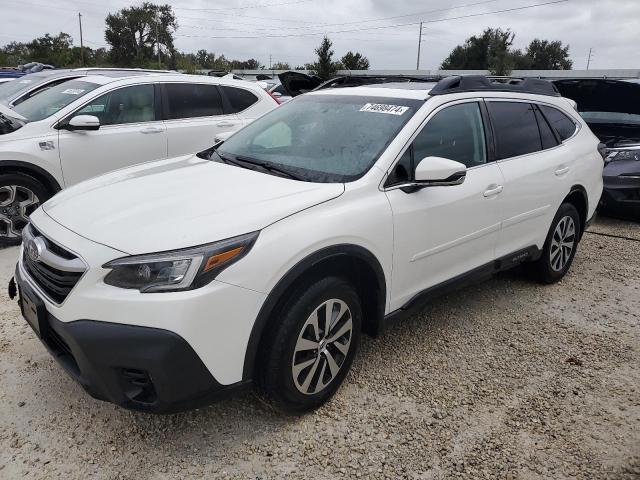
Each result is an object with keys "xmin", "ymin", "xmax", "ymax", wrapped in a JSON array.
[{"xmin": 601, "ymin": 174, "xmax": 640, "ymax": 213}]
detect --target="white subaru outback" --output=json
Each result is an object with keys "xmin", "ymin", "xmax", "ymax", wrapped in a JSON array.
[{"xmin": 10, "ymin": 76, "xmax": 603, "ymax": 413}]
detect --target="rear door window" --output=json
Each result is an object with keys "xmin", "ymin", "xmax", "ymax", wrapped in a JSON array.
[
  {"xmin": 220, "ymin": 86, "xmax": 259, "ymax": 114},
  {"xmin": 487, "ymin": 102, "xmax": 542, "ymax": 159},
  {"xmin": 539, "ymin": 105, "xmax": 577, "ymax": 141},
  {"xmin": 165, "ymin": 83, "xmax": 223, "ymax": 119}
]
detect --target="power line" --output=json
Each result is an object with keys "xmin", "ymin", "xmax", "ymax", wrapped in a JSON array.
[
  {"xmin": 173, "ymin": 0, "xmax": 313, "ymax": 13},
  {"xmin": 219, "ymin": 0, "xmax": 507, "ymax": 32},
  {"xmin": 176, "ymin": 0, "xmax": 569, "ymax": 40}
]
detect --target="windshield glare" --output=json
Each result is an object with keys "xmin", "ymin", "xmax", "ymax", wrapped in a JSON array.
[
  {"xmin": 217, "ymin": 94, "xmax": 421, "ymax": 182},
  {"xmin": 12, "ymin": 80, "xmax": 100, "ymax": 122},
  {"xmin": 0, "ymin": 76, "xmax": 41, "ymax": 101}
]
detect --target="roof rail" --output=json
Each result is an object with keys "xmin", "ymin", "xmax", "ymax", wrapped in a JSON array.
[{"xmin": 429, "ymin": 75, "xmax": 560, "ymax": 97}]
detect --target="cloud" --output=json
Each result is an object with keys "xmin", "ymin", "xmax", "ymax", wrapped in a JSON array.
[{"xmin": 1, "ymin": 0, "xmax": 638, "ymax": 69}]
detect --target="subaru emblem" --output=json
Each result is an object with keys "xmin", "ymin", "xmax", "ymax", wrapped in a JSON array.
[{"xmin": 27, "ymin": 237, "xmax": 45, "ymax": 263}]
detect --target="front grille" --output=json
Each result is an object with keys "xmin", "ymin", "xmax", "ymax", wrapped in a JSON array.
[
  {"xmin": 22, "ymin": 225, "xmax": 84, "ymax": 304},
  {"xmin": 29, "ymin": 225, "xmax": 76, "ymax": 259}
]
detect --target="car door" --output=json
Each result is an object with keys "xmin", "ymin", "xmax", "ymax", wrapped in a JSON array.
[
  {"xmin": 58, "ymin": 83, "xmax": 167, "ymax": 186},
  {"xmin": 162, "ymin": 82, "xmax": 242, "ymax": 157},
  {"xmin": 487, "ymin": 100, "xmax": 577, "ymax": 258},
  {"xmin": 385, "ymin": 100, "xmax": 505, "ymax": 311}
]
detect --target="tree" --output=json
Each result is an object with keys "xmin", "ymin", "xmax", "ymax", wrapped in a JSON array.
[
  {"xmin": 440, "ymin": 28, "xmax": 516, "ymax": 75},
  {"xmin": 340, "ymin": 51, "xmax": 370, "ymax": 70},
  {"xmin": 271, "ymin": 62, "xmax": 290, "ymax": 70},
  {"xmin": 308, "ymin": 36, "xmax": 339, "ymax": 80},
  {"xmin": 486, "ymin": 29, "xmax": 516, "ymax": 75},
  {"xmin": 105, "ymin": 2, "xmax": 177, "ymax": 67},
  {"xmin": 26, "ymin": 33, "xmax": 74, "ymax": 66},
  {"xmin": 524, "ymin": 39, "xmax": 572, "ymax": 70},
  {"xmin": 440, "ymin": 28, "xmax": 572, "ymax": 74}
]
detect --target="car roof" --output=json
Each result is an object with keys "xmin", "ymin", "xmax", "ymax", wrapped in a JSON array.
[
  {"xmin": 308, "ymin": 83, "xmax": 578, "ymax": 113},
  {"xmin": 79, "ymin": 73, "xmax": 265, "ymax": 90}
]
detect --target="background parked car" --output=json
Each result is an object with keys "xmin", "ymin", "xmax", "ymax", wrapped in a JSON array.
[
  {"xmin": 554, "ymin": 79, "xmax": 640, "ymax": 218},
  {"xmin": 0, "ymin": 67, "xmax": 176, "ymax": 107},
  {"xmin": 276, "ymin": 71, "xmax": 440, "ymax": 98},
  {"xmin": 0, "ymin": 73, "xmax": 277, "ymax": 244},
  {"xmin": 255, "ymin": 80, "xmax": 292, "ymax": 104}
]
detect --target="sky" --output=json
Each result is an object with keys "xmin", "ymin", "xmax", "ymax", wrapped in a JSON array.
[{"xmin": 1, "ymin": 0, "xmax": 639, "ymax": 70}]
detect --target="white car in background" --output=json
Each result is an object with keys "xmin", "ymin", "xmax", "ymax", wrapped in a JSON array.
[
  {"xmin": 0, "ymin": 68, "xmax": 176, "ymax": 107},
  {"xmin": 0, "ymin": 73, "xmax": 277, "ymax": 244}
]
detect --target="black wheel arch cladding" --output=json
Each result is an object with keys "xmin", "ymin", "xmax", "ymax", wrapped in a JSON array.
[
  {"xmin": 0, "ymin": 160, "xmax": 62, "ymax": 196},
  {"xmin": 242, "ymin": 243, "xmax": 386, "ymax": 381}
]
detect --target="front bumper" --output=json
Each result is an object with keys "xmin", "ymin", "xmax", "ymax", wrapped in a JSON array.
[
  {"xmin": 601, "ymin": 161, "xmax": 640, "ymax": 214},
  {"xmin": 13, "ymin": 267, "xmax": 249, "ymax": 413}
]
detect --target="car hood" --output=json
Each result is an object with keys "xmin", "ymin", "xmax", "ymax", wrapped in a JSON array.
[
  {"xmin": 553, "ymin": 79, "xmax": 640, "ymax": 116},
  {"xmin": 43, "ymin": 154, "xmax": 345, "ymax": 254},
  {"xmin": 278, "ymin": 71, "xmax": 323, "ymax": 97}
]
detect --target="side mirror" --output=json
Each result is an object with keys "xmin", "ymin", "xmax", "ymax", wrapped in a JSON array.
[
  {"xmin": 271, "ymin": 91, "xmax": 282, "ymax": 98},
  {"xmin": 66, "ymin": 115, "xmax": 100, "ymax": 131},
  {"xmin": 414, "ymin": 156, "xmax": 466, "ymax": 185}
]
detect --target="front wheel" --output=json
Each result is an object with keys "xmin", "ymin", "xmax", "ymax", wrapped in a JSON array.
[
  {"xmin": 256, "ymin": 276, "xmax": 362, "ymax": 413},
  {"xmin": 528, "ymin": 203, "xmax": 581, "ymax": 284},
  {"xmin": 0, "ymin": 173, "xmax": 50, "ymax": 247}
]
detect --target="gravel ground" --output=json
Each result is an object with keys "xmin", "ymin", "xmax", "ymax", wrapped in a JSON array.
[{"xmin": 0, "ymin": 217, "xmax": 639, "ymax": 480}]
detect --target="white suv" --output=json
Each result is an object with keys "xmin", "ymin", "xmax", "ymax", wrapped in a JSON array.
[
  {"xmin": 11, "ymin": 76, "xmax": 603, "ymax": 413},
  {"xmin": 0, "ymin": 73, "xmax": 277, "ymax": 245}
]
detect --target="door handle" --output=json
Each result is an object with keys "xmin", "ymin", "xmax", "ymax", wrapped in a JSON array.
[
  {"xmin": 483, "ymin": 185, "xmax": 503, "ymax": 197},
  {"xmin": 140, "ymin": 126, "xmax": 164, "ymax": 134},
  {"xmin": 216, "ymin": 121, "xmax": 236, "ymax": 127},
  {"xmin": 555, "ymin": 166, "xmax": 570, "ymax": 176}
]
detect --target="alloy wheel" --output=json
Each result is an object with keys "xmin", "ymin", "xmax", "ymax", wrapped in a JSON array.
[
  {"xmin": 291, "ymin": 299, "xmax": 353, "ymax": 395},
  {"xmin": 549, "ymin": 215, "xmax": 576, "ymax": 272},
  {"xmin": 0, "ymin": 185, "xmax": 40, "ymax": 238}
]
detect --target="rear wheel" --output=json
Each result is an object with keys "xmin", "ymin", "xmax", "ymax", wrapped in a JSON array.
[
  {"xmin": 0, "ymin": 173, "xmax": 49, "ymax": 247},
  {"xmin": 529, "ymin": 203, "xmax": 581, "ymax": 283},
  {"xmin": 256, "ymin": 276, "xmax": 362, "ymax": 413}
]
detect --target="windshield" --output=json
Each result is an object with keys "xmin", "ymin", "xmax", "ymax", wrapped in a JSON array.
[
  {"xmin": 580, "ymin": 111, "xmax": 640, "ymax": 126},
  {"xmin": 217, "ymin": 94, "xmax": 422, "ymax": 182},
  {"xmin": 0, "ymin": 76, "xmax": 42, "ymax": 101},
  {"xmin": 12, "ymin": 80, "xmax": 101, "ymax": 122}
]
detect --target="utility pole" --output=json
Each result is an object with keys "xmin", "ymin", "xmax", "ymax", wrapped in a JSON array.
[
  {"xmin": 155, "ymin": 16, "xmax": 161, "ymax": 69},
  {"xmin": 269, "ymin": 54, "xmax": 272, "ymax": 69},
  {"xmin": 586, "ymin": 47, "xmax": 593, "ymax": 70},
  {"xmin": 78, "ymin": 12, "xmax": 84, "ymax": 67},
  {"xmin": 416, "ymin": 22, "xmax": 423, "ymax": 70}
]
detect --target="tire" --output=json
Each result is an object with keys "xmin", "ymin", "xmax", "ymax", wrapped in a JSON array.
[
  {"xmin": 0, "ymin": 173, "xmax": 50, "ymax": 247},
  {"xmin": 255, "ymin": 276, "xmax": 362, "ymax": 414},
  {"xmin": 528, "ymin": 203, "xmax": 582, "ymax": 284}
]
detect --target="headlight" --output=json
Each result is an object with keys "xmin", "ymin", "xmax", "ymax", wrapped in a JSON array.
[
  {"xmin": 605, "ymin": 149, "xmax": 640, "ymax": 163},
  {"xmin": 103, "ymin": 232, "xmax": 259, "ymax": 292}
]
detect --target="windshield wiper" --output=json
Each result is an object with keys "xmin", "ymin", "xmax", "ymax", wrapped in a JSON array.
[
  {"xmin": 225, "ymin": 154, "xmax": 306, "ymax": 181},
  {"xmin": 209, "ymin": 148, "xmax": 306, "ymax": 181}
]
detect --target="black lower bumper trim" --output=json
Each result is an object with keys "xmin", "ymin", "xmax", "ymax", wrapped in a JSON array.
[{"xmin": 15, "ymin": 266, "xmax": 248, "ymax": 413}]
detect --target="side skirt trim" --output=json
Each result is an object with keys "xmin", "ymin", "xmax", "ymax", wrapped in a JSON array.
[{"xmin": 382, "ymin": 245, "xmax": 541, "ymax": 328}]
